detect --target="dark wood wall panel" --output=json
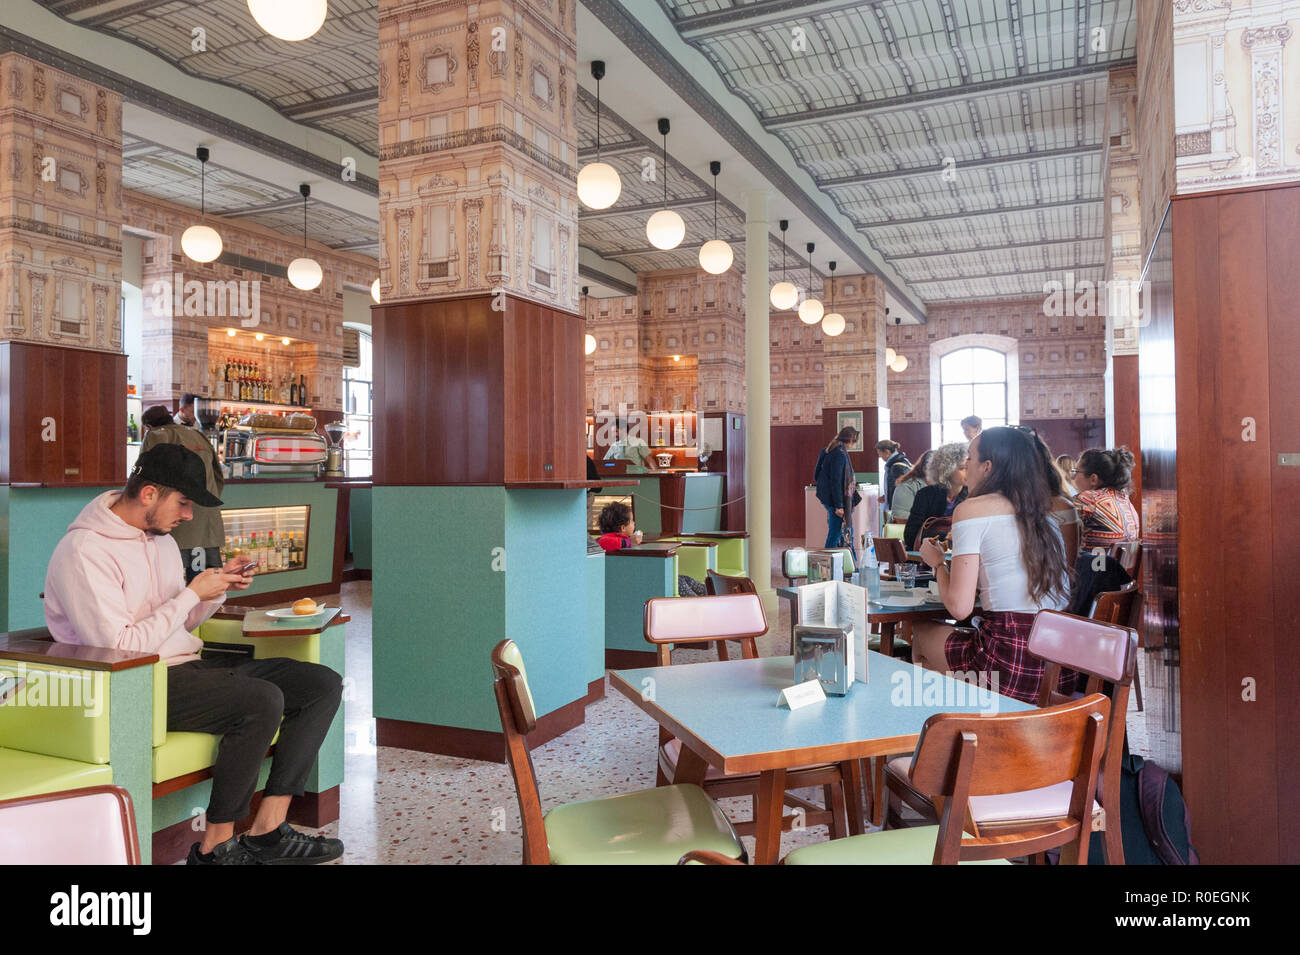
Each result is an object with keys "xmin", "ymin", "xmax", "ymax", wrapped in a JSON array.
[
  {"xmin": 1265, "ymin": 184, "xmax": 1300, "ymax": 862},
  {"xmin": 374, "ymin": 294, "xmax": 580, "ymax": 485},
  {"xmin": 770, "ymin": 424, "xmax": 825, "ymax": 539},
  {"xmin": 888, "ymin": 422, "xmax": 930, "ymax": 463},
  {"xmin": 1111, "ymin": 356, "xmax": 1142, "ymax": 514},
  {"xmin": 1168, "ymin": 180, "xmax": 1300, "ymax": 864},
  {"xmin": 0, "ymin": 343, "xmax": 125, "ymax": 486}
]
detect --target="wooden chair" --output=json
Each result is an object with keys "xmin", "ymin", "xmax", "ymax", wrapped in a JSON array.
[
  {"xmin": 883, "ymin": 610, "xmax": 1135, "ymax": 864},
  {"xmin": 704, "ymin": 570, "xmax": 757, "ymax": 598},
  {"xmin": 682, "ymin": 692, "xmax": 1110, "ymax": 865},
  {"xmin": 1108, "ymin": 541, "xmax": 1143, "ymax": 580},
  {"xmin": 490, "ymin": 639, "xmax": 745, "ymax": 865},
  {"xmin": 644, "ymin": 594, "xmax": 862, "ymax": 840},
  {"xmin": 1094, "ymin": 576, "xmax": 1144, "ymax": 712},
  {"xmin": 0, "ymin": 785, "xmax": 140, "ymax": 864}
]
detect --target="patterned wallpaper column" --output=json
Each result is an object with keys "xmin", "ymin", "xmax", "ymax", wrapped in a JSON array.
[
  {"xmin": 0, "ymin": 52, "xmax": 122, "ymax": 353},
  {"xmin": 378, "ymin": 0, "xmax": 578, "ymax": 311},
  {"xmin": 1106, "ymin": 66, "xmax": 1143, "ymax": 358},
  {"xmin": 821, "ymin": 273, "xmax": 886, "ymax": 412},
  {"xmin": 1138, "ymin": 0, "xmax": 1175, "ymax": 258},
  {"xmin": 1174, "ymin": 0, "xmax": 1300, "ymax": 192}
]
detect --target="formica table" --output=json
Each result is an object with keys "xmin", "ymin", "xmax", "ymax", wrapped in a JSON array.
[{"xmin": 611, "ymin": 652, "xmax": 1032, "ymax": 865}]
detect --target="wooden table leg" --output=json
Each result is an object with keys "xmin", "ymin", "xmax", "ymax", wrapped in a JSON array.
[
  {"xmin": 871, "ymin": 756, "xmax": 888, "ymax": 828},
  {"xmin": 842, "ymin": 759, "xmax": 865, "ymax": 836},
  {"xmin": 880, "ymin": 621, "xmax": 897, "ymax": 657},
  {"xmin": 672, "ymin": 743, "xmax": 710, "ymax": 786},
  {"xmin": 753, "ymin": 768, "xmax": 788, "ymax": 865}
]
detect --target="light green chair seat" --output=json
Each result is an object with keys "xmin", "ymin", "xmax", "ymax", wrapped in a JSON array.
[
  {"xmin": 883, "ymin": 524, "xmax": 906, "ymax": 540},
  {"xmin": 0, "ymin": 662, "xmax": 110, "ymax": 764},
  {"xmin": 544, "ymin": 783, "xmax": 744, "ymax": 865},
  {"xmin": 153, "ymin": 727, "xmax": 281, "ymax": 784},
  {"xmin": 657, "ymin": 538, "xmax": 716, "ymax": 582},
  {"xmin": 0, "ymin": 746, "xmax": 113, "ymax": 801},
  {"xmin": 783, "ymin": 825, "xmax": 1013, "ymax": 865}
]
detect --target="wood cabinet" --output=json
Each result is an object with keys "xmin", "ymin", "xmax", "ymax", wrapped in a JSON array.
[{"xmin": 0, "ymin": 342, "xmax": 125, "ymax": 485}]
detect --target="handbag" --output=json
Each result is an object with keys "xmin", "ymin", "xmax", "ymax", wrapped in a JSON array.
[{"xmin": 916, "ymin": 516, "xmax": 952, "ymax": 544}]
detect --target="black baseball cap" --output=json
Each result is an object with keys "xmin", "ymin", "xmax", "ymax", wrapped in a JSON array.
[{"xmin": 130, "ymin": 445, "xmax": 223, "ymax": 507}]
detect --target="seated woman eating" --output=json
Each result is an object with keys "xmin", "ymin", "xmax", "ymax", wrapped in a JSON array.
[
  {"xmin": 910, "ymin": 427, "xmax": 1075, "ymax": 704},
  {"xmin": 902, "ymin": 442, "xmax": 968, "ymax": 550}
]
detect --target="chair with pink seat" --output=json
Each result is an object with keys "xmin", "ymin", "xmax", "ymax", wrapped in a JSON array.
[
  {"xmin": 0, "ymin": 785, "xmax": 141, "ymax": 865},
  {"xmin": 884, "ymin": 609, "xmax": 1136, "ymax": 864}
]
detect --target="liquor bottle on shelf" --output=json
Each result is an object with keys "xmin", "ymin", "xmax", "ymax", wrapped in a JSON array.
[
  {"xmin": 127, "ymin": 414, "xmax": 138, "ymax": 442},
  {"xmin": 298, "ymin": 374, "xmax": 307, "ymax": 407},
  {"xmin": 289, "ymin": 376, "xmax": 298, "ymax": 406}
]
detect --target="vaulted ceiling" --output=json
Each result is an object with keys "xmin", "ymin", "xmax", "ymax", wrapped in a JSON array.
[{"xmin": 647, "ymin": 0, "xmax": 1137, "ymax": 302}]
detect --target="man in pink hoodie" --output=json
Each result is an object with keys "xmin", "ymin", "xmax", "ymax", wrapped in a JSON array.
[{"xmin": 44, "ymin": 444, "xmax": 344, "ymax": 865}]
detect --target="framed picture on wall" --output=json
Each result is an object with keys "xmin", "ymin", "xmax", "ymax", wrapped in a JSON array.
[{"xmin": 836, "ymin": 410, "xmax": 864, "ymax": 451}]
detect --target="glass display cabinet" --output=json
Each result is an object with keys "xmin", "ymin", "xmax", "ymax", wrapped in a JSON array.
[{"xmin": 219, "ymin": 505, "xmax": 310, "ymax": 576}]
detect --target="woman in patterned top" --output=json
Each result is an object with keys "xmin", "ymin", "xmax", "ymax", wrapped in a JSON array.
[{"xmin": 1071, "ymin": 447, "xmax": 1140, "ymax": 549}]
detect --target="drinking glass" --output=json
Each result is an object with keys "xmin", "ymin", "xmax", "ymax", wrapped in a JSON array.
[{"xmin": 898, "ymin": 563, "xmax": 918, "ymax": 590}]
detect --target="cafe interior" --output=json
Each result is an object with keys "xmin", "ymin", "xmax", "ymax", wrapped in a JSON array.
[{"xmin": 0, "ymin": 0, "xmax": 1294, "ymax": 869}]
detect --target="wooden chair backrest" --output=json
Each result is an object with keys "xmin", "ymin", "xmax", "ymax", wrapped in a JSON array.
[
  {"xmin": 643, "ymin": 593, "xmax": 766, "ymax": 666},
  {"xmin": 908, "ymin": 694, "xmax": 1110, "ymax": 864},
  {"xmin": 1108, "ymin": 541, "xmax": 1142, "ymax": 578},
  {"xmin": 705, "ymin": 570, "xmax": 758, "ymax": 597},
  {"xmin": 490, "ymin": 639, "xmax": 550, "ymax": 865}
]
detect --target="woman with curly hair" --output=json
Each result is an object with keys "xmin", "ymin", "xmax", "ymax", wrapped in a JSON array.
[
  {"xmin": 902, "ymin": 442, "xmax": 968, "ymax": 549},
  {"xmin": 911, "ymin": 427, "xmax": 1075, "ymax": 703}
]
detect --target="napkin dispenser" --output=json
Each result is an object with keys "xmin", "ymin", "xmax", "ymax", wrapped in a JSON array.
[{"xmin": 793, "ymin": 623, "xmax": 855, "ymax": 696}]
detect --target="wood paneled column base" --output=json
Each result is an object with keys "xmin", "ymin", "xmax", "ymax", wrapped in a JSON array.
[
  {"xmin": 376, "ymin": 694, "xmax": 587, "ymax": 763},
  {"xmin": 151, "ymin": 786, "xmax": 341, "ymax": 865}
]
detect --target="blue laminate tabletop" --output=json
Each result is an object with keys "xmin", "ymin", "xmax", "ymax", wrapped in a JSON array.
[{"xmin": 610, "ymin": 653, "xmax": 1032, "ymax": 775}]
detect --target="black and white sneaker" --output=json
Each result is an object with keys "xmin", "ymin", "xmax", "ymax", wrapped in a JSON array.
[
  {"xmin": 239, "ymin": 822, "xmax": 344, "ymax": 865},
  {"xmin": 186, "ymin": 837, "xmax": 263, "ymax": 865}
]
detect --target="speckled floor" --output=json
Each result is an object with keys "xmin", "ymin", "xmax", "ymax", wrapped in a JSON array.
[{"xmin": 300, "ymin": 538, "xmax": 1153, "ymax": 864}]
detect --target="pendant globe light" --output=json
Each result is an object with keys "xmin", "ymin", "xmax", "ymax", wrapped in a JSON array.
[
  {"xmin": 247, "ymin": 0, "xmax": 328, "ymax": 42},
  {"xmin": 370, "ymin": 278, "xmax": 381, "ymax": 303},
  {"xmin": 770, "ymin": 219, "xmax": 797, "ymax": 309},
  {"xmin": 287, "ymin": 184, "xmax": 323, "ymax": 291},
  {"xmin": 821, "ymin": 261, "xmax": 845, "ymax": 336},
  {"xmin": 180, "ymin": 147, "xmax": 223, "ymax": 264},
  {"xmin": 577, "ymin": 61, "xmax": 622, "ymax": 210},
  {"xmin": 891, "ymin": 353, "xmax": 910, "ymax": 373},
  {"xmin": 798, "ymin": 242, "xmax": 823, "ymax": 324},
  {"xmin": 698, "ymin": 161, "xmax": 733, "ymax": 274},
  {"xmin": 646, "ymin": 118, "xmax": 685, "ymax": 250},
  {"xmin": 885, "ymin": 347, "xmax": 897, "ymax": 365}
]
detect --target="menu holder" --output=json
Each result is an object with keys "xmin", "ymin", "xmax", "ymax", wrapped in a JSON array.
[
  {"xmin": 807, "ymin": 550, "xmax": 844, "ymax": 584},
  {"xmin": 793, "ymin": 624, "xmax": 855, "ymax": 695},
  {"xmin": 796, "ymin": 580, "xmax": 869, "ymax": 684}
]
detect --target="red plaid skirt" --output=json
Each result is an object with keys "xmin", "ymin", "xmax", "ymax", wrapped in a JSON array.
[{"xmin": 944, "ymin": 610, "xmax": 1076, "ymax": 704}]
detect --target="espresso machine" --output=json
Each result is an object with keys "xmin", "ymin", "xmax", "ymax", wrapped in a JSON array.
[
  {"xmin": 193, "ymin": 396, "xmax": 223, "ymax": 457},
  {"xmin": 323, "ymin": 421, "xmax": 346, "ymax": 478}
]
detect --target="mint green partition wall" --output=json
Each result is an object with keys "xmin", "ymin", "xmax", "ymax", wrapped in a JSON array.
[
  {"xmin": 349, "ymin": 487, "xmax": 373, "ymax": 570},
  {"xmin": 0, "ymin": 484, "xmax": 339, "ymax": 630},
  {"xmin": 372, "ymin": 486, "xmax": 589, "ymax": 733},
  {"xmin": 630, "ymin": 478, "xmax": 662, "ymax": 538},
  {"xmin": 680, "ymin": 474, "xmax": 724, "ymax": 533},
  {"xmin": 604, "ymin": 553, "xmax": 676, "ymax": 655},
  {"xmin": 585, "ymin": 552, "xmax": 605, "ymax": 687}
]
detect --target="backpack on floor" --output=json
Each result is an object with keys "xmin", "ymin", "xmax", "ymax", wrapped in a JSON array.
[{"xmin": 1085, "ymin": 752, "xmax": 1200, "ymax": 865}]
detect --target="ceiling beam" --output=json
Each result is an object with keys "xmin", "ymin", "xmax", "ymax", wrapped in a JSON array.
[
  {"xmin": 763, "ymin": 60, "xmax": 1133, "ymax": 130},
  {"xmin": 675, "ymin": 0, "xmax": 888, "ymax": 40},
  {"xmin": 578, "ymin": 196, "xmax": 714, "ymax": 222},
  {"xmin": 282, "ymin": 88, "xmax": 379, "ymax": 120},
  {"xmin": 881, "ymin": 235, "xmax": 1103, "ymax": 262},
  {"xmin": 598, "ymin": 238, "xmax": 746, "ymax": 257},
  {"xmin": 854, "ymin": 196, "xmax": 1101, "ymax": 229},
  {"xmin": 817, "ymin": 142, "xmax": 1102, "ymax": 188},
  {"xmin": 577, "ymin": 140, "xmax": 650, "ymax": 162},
  {"xmin": 907, "ymin": 263, "xmax": 1105, "ymax": 285}
]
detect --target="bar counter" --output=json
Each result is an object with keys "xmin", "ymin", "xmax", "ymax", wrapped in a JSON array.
[{"xmin": 615, "ymin": 471, "xmax": 724, "ymax": 537}]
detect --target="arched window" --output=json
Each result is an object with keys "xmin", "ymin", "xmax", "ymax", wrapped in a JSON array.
[
  {"xmin": 342, "ymin": 328, "xmax": 373, "ymax": 477},
  {"xmin": 938, "ymin": 346, "xmax": 1008, "ymax": 445}
]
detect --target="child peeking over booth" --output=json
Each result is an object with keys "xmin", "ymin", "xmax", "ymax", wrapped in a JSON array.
[{"xmin": 597, "ymin": 501, "xmax": 642, "ymax": 553}]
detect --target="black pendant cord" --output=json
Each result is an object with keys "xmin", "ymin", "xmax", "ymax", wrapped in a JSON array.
[
  {"xmin": 200, "ymin": 162, "xmax": 206, "ymax": 223},
  {"xmin": 662, "ymin": 134, "xmax": 668, "ymax": 207},
  {"xmin": 302, "ymin": 194, "xmax": 307, "ymax": 252},
  {"xmin": 712, "ymin": 171, "xmax": 718, "ymax": 236},
  {"xmin": 595, "ymin": 77, "xmax": 602, "ymax": 162},
  {"xmin": 829, "ymin": 261, "xmax": 836, "ymax": 310}
]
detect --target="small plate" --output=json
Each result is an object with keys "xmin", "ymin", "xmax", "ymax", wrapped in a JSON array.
[
  {"xmin": 265, "ymin": 606, "xmax": 326, "ymax": 621},
  {"xmin": 874, "ymin": 594, "xmax": 926, "ymax": 608}
]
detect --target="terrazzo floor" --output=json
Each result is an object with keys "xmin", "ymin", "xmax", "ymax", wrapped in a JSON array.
[{"xmin": 306, "ymin": 539, "xmax": 1152, "ymax": 864}]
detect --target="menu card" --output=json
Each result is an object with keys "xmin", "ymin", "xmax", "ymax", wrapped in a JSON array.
[{"xmin": 797, "ymin": 580, "xmax": 869, "ymax": 684}]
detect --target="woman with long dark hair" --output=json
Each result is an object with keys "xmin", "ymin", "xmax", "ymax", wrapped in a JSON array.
[
  {"xmin": 814, "ymin": 426, "xmax": 860, "ymax": 558},
  {"xmin": 912, "ymin": 427, "xmax": 1075, "ymax": 703},
  {"xmin": 1029, "ymin": 431, "xmax": 1081, "ymax": 559}
]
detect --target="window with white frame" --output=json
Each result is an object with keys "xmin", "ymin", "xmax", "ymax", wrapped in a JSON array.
[
  {"xmin": 939, "ymin": 347, "xmax": 1008, "ymax": 444},
  {"xmin": 342, "ymin": 328, "xmax": 373, "ymax": 477}
]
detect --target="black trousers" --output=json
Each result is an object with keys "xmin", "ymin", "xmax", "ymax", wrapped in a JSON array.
[{"xmin": 166, "ymin": 657, "xmax": 343, "ymax": 824}]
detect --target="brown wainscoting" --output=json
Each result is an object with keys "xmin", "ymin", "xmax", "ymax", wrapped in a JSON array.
[
  {"xmin": 605, "ymin": 648, "xmax": 658, "ymax": 669},
  {"xmin": 151, "ymin": 785, "xmax": 341, "ymax": 865},
  {"xmin": 0, "ymin": 343, "xmax": 125, "ymax": 485},
  {"xmin": 1111, "ymin": 355, "xmax": 1142, "ymax": 515},
  {"xmin": 372, "ymin": 292, "xmax": 584, "ymax": 485},
  {"xmin": 584, "ymin": 676, "xmax": 605, "ymax": 705},
  {"xmin": 659, "ymin": 473, "xmax": 686, "ymax": 536},
  {"xmin": 1020, "ymin": 418, "xmax": 1104, "ymax": 462},
  {"xmin": 331, "ymin": 485, "xmax": 351, "ymax": 584},
  {"xmin": 823, "ymin": 405, "xmax": 882, "ymax": 476},
  {"xmin": 375, "ymin": 694, "xmax": 586, "ymax": 763},
  {"xmin": 887, "ymin": 422, "xmax": 931, "ymax": 464},
  {"xmin": 770, "ymin": 424, "xmax": 824, "ymax": 539}
]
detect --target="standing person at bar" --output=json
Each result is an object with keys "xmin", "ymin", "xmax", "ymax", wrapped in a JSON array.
[
  {"xmin": 961, "ymin": 415, "xmax": 983, "ymax": 442},
  {"xmin": 815, "ymin": 426, "xmax": 860, "ymax": 559},
  {"xmin": 141, "ymin": 404, "xmax": 225, "ymax": 582},
  {"xmin": 875, "ymin": 439, "xmax": 911, "ymax": 511},
  {"xmin": 42, "ymin": 445, "xmax": 345, "ymax": 865},
  {"xmin": 176, "ymin": 392, "xmax": 200, "ymax": 428}
]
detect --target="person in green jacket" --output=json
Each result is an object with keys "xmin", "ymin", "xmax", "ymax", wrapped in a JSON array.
[{"xmin": 141, "ymin": 404, "xmax": 225, "ymax": 581}]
